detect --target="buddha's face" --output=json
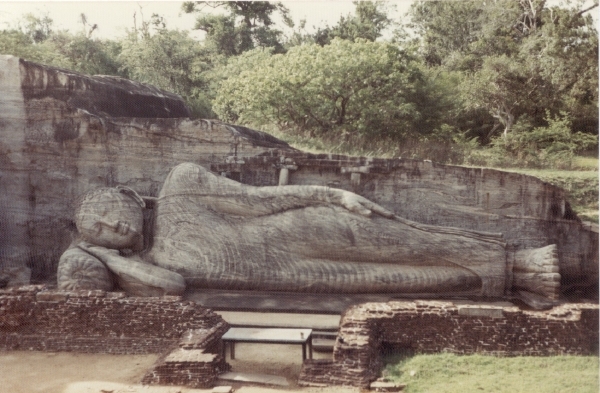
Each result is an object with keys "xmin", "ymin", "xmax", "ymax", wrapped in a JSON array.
[{"xmin": 76, "ymin": 190, "xmax": 144, "ymax": 250}]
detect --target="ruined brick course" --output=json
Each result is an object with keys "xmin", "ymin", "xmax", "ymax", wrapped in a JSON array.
[
  {"xmin": 141, "ymin": 324, "xmax": 231, "ymax": 389},
  {"xmin": 141, "ymin": 350, "xmax": 224, "ymax": 388},
  {"xmin": 299, "ymin": 300, "xmax": 599, "ymax": 388},
  {"xmin": 2, "ymin": 285, "xmax": 598, "ymax": 389},
  {"xmin": 0, "ymin": 285, "xmax": 228, "ymax": 355}
]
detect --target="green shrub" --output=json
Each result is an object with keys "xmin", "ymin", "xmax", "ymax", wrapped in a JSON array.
[
  {"xmin": 214, "ymin": 39, "xmax": 435, "ymax": 142},
  {"xmin": 480, "ymin": 112, "xmax": 597, "ymax": 169}
]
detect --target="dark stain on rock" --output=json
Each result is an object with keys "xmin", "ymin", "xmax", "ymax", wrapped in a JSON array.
[
  {"xmin": 408, "ymin": 163, "xmax": 421, "ymax": 179},
  {"xmin": 563, "ymin": 201, "xmax": 580, "ymax": 222},
  {"xmin": 53, "ymin": 120, "xmax": 79, "ymax": 143},
  {"xmin": 549, "ymin": 201, "xmax": 562, "ymax": 220},
  {"xmin": 28, "ymin": 182, "xmax": 36, "ymax": 209},
  {"xmin": 225, "ymin": 123, "xmax": 291, "ymax": 149},
  {"xmin": 20, "ymin": 59, "xmax": 191, "ymax": 119}
]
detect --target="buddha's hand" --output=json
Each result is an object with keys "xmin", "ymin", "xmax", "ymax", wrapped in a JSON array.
[
  {"xmin": 100, "ymin": 219, "xmax": 133, "ymax": 236},
  {"xmin": 77, "ymin": 242, "xmax": 119, "ymax": 260},
  {"xmin": 338, "ymin": 191, "xmax": 395, "ymax": 218}
]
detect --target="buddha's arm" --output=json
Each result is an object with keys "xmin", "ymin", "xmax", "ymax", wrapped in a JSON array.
[
  {"xmin": 164, "ymin": 163, "xmax": 394, "ymax": 218},
  {"xmin": 190, "ymin": 183, "xmax": 394, "ymax": 218},
  {"xmin": 248, "ymin": 185, "xmax": 395, "ymax": 218},
  {"xmin": 77, "ymin": 243, "xmax": 186, "ymax": 296}
]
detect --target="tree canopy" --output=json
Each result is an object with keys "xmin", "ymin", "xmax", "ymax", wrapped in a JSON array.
[
  {"xmin": 215, "ymin": 39, "xmax": 429, "ymax": 140},
  {"xmin": 183, "ymin": 1, "xmax": 291, "ymax": 55},
  {"xmin": 0, "ymin": 0, "xmax": 596, "ymax": 166}
]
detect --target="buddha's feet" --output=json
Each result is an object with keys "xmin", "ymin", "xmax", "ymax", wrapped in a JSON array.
[{"xmin": 513, "ymin": 244, "xmax": 560, "ymax": 300}]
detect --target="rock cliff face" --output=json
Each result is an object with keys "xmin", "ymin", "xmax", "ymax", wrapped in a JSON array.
[
  {"xmin": 19, "ymin": 59, "xmax": 191, "ymax": 118},
  {"xmin": 0, "ymin": 55, "xmax": 291, "ymax": 281},
  {"xmin": 213, "ymin": 153, "xmax": 598, "ymax": 292},
  {"xmin": 0, "ymin": 55, "xmax": 596, "ymax": 294}
]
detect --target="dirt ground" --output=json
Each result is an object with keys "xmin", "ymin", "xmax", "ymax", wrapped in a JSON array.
[{"xmin": 0, "ymin": 344, "xmax": 360, "ymax": 393}]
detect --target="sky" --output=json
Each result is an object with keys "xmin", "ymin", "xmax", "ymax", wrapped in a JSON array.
[
  {"xmin": 0, "ymin": 1, "xmax": 416, "ymax": 40},
  {"xmin": 0, "ymin": 1, "xmax": 595, "ymax": 41}
]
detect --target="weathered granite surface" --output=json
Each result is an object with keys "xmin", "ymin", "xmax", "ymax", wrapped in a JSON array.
[
  {"xmin": 219, "ymin": 153, "xmax": 598, "ymax": 293},
  {"xmin": 0, "ymin": 54, "xmax": 597, "ymax": 296},
  {"xmin": 19, "ymin": 58, "xmax": 191, "ymax": 118},
  {"xmin": 56, "ymin": 163, "xmax": 562, "ymax": 300},
  {"xmin": 0, "ymin": 55, "xmax": 291, "ymax": 282},
  {"xmin": 143, "ymin": 163, "xmax": 557, "ymax": 298}
]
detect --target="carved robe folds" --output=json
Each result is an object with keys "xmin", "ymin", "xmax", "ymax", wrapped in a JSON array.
[{"xmin": 58, "ymin": 163, "xmax": 560, "ymax": 300}]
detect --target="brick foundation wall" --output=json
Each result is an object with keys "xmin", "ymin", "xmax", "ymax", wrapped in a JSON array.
[
  {"xmin": 299, "ymin": 301, "xmax": 599, "ymax": 388},
  {"xmin": 142, "ymin": 325, "xmax": 231, "ymax": 388},
  {"xmin": 0, "ymin": 285, "xmax": 228, "ymax": 355},
  {"xmin": 141, "ymin": 349, "xmax": 226, "ymax": 388}
]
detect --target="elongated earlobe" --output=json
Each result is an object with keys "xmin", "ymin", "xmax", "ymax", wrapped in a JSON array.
[{"xmin": 117, "ymin": 186, "xmax": 146, "ymax": 208}]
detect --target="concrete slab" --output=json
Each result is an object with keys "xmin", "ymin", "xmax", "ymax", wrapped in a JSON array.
[
  {"xmin": 218, "ymin": 311, "xmax": 340, "ymax": 330},
  {"xmin": 219, "ymin": 372, "xmax": 289, "ymax": 386}
]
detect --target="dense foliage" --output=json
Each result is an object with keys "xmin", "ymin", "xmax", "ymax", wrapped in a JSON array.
[
  {"xmin": 0, "ymin": 1, "xmax": 597, "ymax": 167},
  {"xmin": 215, "ymin": 40, "xmax": 427, "ymax": 138}
]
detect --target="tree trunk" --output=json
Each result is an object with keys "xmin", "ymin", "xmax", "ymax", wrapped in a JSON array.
[{"xmin": 491, "ymin": 107, "xmax": 515, "ymax": 138}]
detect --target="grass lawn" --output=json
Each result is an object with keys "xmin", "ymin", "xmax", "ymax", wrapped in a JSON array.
[
  {"xmin": 573, "ymin": 156, "xmax": 600, "ymax": 171},
  {"xmin": 383, "ymin": 353, "xmax": 600, "ymax": 393}
]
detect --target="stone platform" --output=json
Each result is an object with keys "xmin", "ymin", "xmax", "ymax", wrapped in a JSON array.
[{"xmin": 184, "ymin": 288, "xmax": 507, "ymax": 314}]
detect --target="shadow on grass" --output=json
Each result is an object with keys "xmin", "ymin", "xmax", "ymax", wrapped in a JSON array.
[{"xmin": 380, "ymin": 343, "xmax": 416, "ymax": 382}]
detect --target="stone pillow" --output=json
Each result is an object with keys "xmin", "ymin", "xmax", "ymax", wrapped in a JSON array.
[{"xmin": 57, "ymin": 247, "xmax": 113, "ymax": 291}]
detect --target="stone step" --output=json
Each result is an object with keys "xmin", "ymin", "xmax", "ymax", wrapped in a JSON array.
[
  {"xmin": 312, "ymin": 338, "xmax": 336, "ymax": 352},
  {"xmin": 312, "ymin": 330, "xmax": 338, "ymax": 352},
  {"xmin": 218, "ymin": 372, "xmax": 289, "ymax": 387},
  {"xmin": 312, "ymin": 330, "xmax": 338, "ymax": 338}
]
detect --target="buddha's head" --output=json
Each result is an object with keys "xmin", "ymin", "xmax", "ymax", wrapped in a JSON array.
[{"xmin": 75, "ymin": 186, "xmax": 145, "ymax": 250}]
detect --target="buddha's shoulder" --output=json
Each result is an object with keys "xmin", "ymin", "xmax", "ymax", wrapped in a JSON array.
[{"xmin": 164, "ymin": 163, "xmax": 212, "ymax": 186}]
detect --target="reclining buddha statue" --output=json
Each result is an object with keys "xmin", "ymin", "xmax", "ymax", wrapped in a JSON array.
[{"xmin": 58, "ymin": 163, "xmax": 561, "ymax": 301}]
